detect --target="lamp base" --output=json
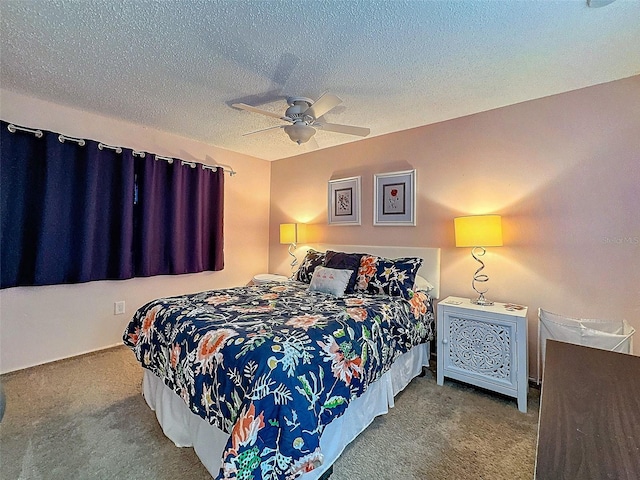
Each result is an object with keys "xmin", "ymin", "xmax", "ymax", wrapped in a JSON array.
[
  {"xmin": 288, "ymin": 243, "xmax": 298, "ymax": 275},
  {"xmin": 469, "ymin": 248, "xmax": 493, "ymax": 306},
  {"xmin": 471, "ymin": 293, "xmax": 493, "ymax": 306},
  {"xmin": 471, "ymin": 298, "xmax": 494, "ymax": 306}
]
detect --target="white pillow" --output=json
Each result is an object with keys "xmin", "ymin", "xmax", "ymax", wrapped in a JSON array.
[
  {"xmin": 414, "ymin": 275, "xmax": 435, "ymax": 292},
  {"xmin": 309, "ymin": 267, "xmax": 352, "ymax": 297}
]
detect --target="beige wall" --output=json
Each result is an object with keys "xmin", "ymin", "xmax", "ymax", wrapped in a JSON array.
[
  {"xmin": 269, "ymin": 76, "xmax": 640, "ymax": 379},
  {"xmin": 0, "ymin": 89, "xmax": 271, "ymax": 373},
  {"xmin": 3, "ymin": 76, "xmax": 638, "ymax": 376}
]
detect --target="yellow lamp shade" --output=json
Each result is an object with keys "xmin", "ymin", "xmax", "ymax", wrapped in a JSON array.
[
  {"xmin": 454, "ymin": 215, "xmax": 503, "ymax": 247},
  {"xmin": 279, "ymin": 223, "xmax": 298, "ymax": 244}
]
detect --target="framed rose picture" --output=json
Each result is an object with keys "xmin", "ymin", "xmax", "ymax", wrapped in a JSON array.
[
  {"xmin": 373, "ymin": 169, "xmax": 416, "ymax": 226},
  {"xmin": 328, "ymin": 176, "xmax": 361, "ymax": 225}
]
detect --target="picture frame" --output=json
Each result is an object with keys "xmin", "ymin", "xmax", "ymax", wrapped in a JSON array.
[
  {"xmin": 328, "ymin": 176, "xmax": 361, "ymax": 225},
  {"xmin": 373, "ymin": 169, "xmax": 416, "ymax": 226}
]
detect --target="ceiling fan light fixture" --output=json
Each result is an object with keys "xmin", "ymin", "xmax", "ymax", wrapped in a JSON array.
[{"xmin": 284, "ymin": 123, "xmax": 316, "ymax": 144}]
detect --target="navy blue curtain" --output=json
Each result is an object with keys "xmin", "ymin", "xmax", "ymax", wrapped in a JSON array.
[
  {"xmin": 1, "ymin": 121, "xmax": 224, "ymax": 289},
  {"xmin": 1, "ymin": 123, "xmax": 135, "ymax": 287},
  {"xmin": 134, "ymin": 155, "xmax": 224, "ymax": 276}
]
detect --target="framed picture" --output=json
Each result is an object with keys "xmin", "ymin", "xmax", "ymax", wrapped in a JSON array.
[
  {"xmin": 373, "ymin": 169, "xmax": 416, "ymax": 226},
  {"xmin": 328, "ymin": 176, "xmax": 361, "ymax": 225}
]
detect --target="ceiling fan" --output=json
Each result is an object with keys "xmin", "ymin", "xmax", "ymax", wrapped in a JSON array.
[{"xmin": 232, "ymin": 92, "xmax": 370, "ymax": 145}]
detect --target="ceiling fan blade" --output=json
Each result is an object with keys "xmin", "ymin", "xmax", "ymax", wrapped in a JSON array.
[
  {"xmin": 316, "ymin": 122, "xmax": 370, "ymax": 137},
  {"xmin": 305, "ymin": 92, "xmax": 342, "ymax": 119},
  {"xmin": 242, "ymin": 125, "xmax": 285, "ymax": 136},
  {"xmin": 232, "ymin": 103, "xmax": 291, "ymax": 122},
  {"xmin": 308, "ymin": 135, "xmax": 320, "ymax": 150}
]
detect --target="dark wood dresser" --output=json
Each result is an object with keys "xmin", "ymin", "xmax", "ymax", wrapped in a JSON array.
[{"xmin": 535, "ymin": 339, "xmax": 640, "ymax": 479}]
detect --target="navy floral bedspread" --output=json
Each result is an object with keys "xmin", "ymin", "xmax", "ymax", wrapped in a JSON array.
[{"xmin": 123, "ymin": 281, "xmax": 434, "ymax": 480}]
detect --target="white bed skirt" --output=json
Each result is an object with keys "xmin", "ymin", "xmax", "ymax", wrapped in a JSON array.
[{"xmin": 142, "ymin": 342, "xmax": 430, "ymax": 479}]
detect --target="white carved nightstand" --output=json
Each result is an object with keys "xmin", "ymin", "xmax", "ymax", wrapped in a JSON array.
[{"xmin": 436, "ymin": 296, "xmax": 529, "ymax": 412}]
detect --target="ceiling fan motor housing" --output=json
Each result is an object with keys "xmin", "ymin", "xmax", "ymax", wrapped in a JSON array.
[{"xmin": 286, "ymin": 97, "xmax": 315, "ymax": 124}]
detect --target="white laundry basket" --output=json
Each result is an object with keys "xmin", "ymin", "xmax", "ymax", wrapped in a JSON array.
[{"xmin": 538, "ymin": 308, "xmax": 635, "ymax": 382}]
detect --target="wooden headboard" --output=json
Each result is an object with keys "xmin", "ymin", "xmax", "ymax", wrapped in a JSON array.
[{"xmin": 298, "ymin": 244, "xmax": 441, "ymax": 299}]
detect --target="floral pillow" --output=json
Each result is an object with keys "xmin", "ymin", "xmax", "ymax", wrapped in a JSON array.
[
  {"xmin": 355, "ymin": 255, "xmax": 378, "ymax": 291},
  {"xmin": 295, "ymin": 249, "xmax": 326, "ymax": 283},
  {"xmin": 323, "ymin": 250, "xmax": 364, "ymax": 294},
  {"xmin": 355, "ymin": 255, "xmax": 424, "ymax": 299}
]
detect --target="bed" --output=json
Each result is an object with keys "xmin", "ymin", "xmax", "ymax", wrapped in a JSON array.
[{"xmin": 124, "ymin": 245, "xmax": 440, "ymax": 480}]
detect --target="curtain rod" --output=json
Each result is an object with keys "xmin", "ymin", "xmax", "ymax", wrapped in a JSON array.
[
  {"xmin": 6, "ymin": 123, "xmax": 237, "ymax": 177},
  {"xmin": 153, "ymin": 154, "xmax": 236, "ymax": 176},
  {"xmin": 7, "ymin": 123, "xmax": 43, "ymax": 138}
]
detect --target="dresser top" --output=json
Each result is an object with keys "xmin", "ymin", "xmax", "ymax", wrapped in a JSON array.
[{"xmin": 535, "ymin": 340, "xmax": 640, "ymax": 479}]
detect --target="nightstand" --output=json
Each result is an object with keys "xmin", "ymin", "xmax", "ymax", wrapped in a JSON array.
[
  {"xmin": 251, "ymin": 274, "xmax": 289, "ymax": 285},
  {"xmin": 436, "ymin": 296, "xmax": 529, "ymax": 412}
]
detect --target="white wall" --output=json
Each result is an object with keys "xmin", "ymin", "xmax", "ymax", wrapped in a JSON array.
[{"xmin": 0, "ymin": 89, "xmax": 271, "ymax": 373}]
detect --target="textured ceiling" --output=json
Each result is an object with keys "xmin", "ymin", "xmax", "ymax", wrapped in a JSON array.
[{"xmin": 1, "ymin": 0, "xmax": 639, "ymax": 161}]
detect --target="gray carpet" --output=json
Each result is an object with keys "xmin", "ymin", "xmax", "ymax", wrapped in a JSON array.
[{"xmin": 0, "ymin": 346, "xmax": 540, "ymax": 479}]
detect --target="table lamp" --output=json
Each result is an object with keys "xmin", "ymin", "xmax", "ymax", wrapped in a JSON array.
[{"xmin": 454, "ymin": 215, "xmax": 503, "ymax": 306}]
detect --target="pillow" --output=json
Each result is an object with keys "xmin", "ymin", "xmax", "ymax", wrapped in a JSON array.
[
  {"xmin": 323, "ymin": 250, "xmax": 364, "ymax": 294},
  {"xmin": 295, "ymin": 249, "xmax": 326, "ymax": 283},
  {"xmin": 308, "ymin": 267, "xmax": 352, "ymax": 297},
  {"xmin": 414, "ymin": 275, "xmax": 435, "ymax": 292},
  {"xmin": 356, "ymin": 256, "xmax": 423, "ymax": 299},
  {"xmin": 354, "ymin": 255, "xmax": 378, "ymax": 291}
]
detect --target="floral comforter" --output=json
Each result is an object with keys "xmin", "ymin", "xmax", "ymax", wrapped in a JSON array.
[{"xmin": 123, "ymin": 281, "xmax": 434, "ymax": 480}]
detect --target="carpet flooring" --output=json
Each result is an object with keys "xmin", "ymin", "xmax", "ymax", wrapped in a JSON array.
[{"xmin": 0, "ymin": 346, "xmax": 540, "ymax": 479}]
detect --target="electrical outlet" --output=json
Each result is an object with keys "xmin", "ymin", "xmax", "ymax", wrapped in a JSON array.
[{"xmin": 114, "ymin": 301, "xmax": 126, "ymax": 315}]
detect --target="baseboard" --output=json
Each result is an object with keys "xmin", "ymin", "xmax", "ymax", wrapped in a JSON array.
[{"xmin": 1, "ymin": 342, "xmax": 125, "ymax": 376}]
